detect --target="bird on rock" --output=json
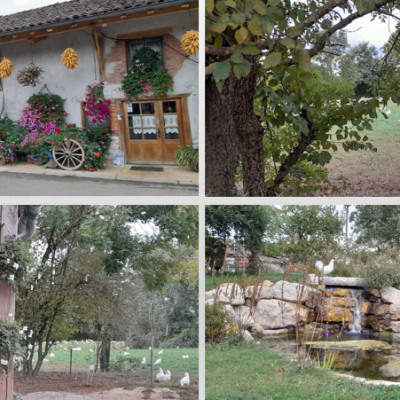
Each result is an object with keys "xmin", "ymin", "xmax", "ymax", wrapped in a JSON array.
[
  {"xmin": 315, "ymin": 258, "xmax": 335, "ymax": 276},
  {"xmin": 180, "ymin": 372, "xmax": 190, "ymax": 387}
]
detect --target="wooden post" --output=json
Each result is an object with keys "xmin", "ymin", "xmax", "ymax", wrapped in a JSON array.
[
  {"xmin": 0, "ymin": 205, "xmax": 18, "ymax": 400},
  {"xmin": 150, "ymin": 335, "xmax": 154, "ymax": 384}
]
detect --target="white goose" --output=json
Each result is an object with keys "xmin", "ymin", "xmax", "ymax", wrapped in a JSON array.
[{"xmin": 180, "ymin": 372, "xmax": 190, "ymax": 386}]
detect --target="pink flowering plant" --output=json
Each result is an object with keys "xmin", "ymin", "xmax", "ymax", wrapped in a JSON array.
[
  {"xmin": 85, "ymin": 82, "xmax": 111, "ymax": 124},
  {"xmin": 15, "ymin": 63, "xmax": 45, "ymax": 87}
]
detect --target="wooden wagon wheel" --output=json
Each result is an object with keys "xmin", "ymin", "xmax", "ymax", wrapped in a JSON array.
[{"xmin": 52, "ymin": 139, "xmax": 85, "ymax": 170}]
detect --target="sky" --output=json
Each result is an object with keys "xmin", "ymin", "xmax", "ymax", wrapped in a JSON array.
[{"xmin": 0, "ymin": 0, "xmax": 70, "ymax": 15}]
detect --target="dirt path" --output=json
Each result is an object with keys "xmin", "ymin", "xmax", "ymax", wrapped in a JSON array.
[{"xmin": 23, "ymin": 387, "xmax": 182, "ymax": 400}]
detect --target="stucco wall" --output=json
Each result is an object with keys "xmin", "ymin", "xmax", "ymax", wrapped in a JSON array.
[{"xmin": 0, "ymin": 9, "xmax": 198, "ymax": 147}]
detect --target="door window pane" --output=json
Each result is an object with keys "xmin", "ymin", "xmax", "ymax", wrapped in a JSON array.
[
  {"xmin": 130, "ymin": 128, "xmax": 143, "ymax": 140},
  {"xmin": 141, "ymin": 103, "xmax": 155, "ymax": 115},
  {"xmin": 143, "ymin": 128, "xmax": 157, "ymax": 140},
  {"xmin": 127, "ymin": 38, "xmax": 163, "ymax": 69},
  {"xmin": 162, "ymin": 101, "xmax": 179, "ymax": 140}
]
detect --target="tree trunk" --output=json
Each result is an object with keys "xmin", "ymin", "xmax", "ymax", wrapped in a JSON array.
[
  {"xmin": 231, "ymin": 56, "xmax": 266, "ymax": 197},
  {"xmin": 205, "ymin": 66, "xmax": 239, "ymax": 196},
  {"xmin": 206, "ymin": 56, "xmax": 266, "ymax": 197},
  {"xmin": 100, "ymin": 335, "xmax": 111, "ymax": 372}
]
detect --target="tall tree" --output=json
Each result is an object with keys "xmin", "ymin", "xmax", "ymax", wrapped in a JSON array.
[
  {"xmin": 350, "ymin": 205, "xmax": 400, "ymax": 251},
  {"xmin": 205, "ymin": 0, "xmax": 399, "ymax": 196},
  {"xmin": 275, "ymin": 205, "xmax": 343, "ymax": 263}
]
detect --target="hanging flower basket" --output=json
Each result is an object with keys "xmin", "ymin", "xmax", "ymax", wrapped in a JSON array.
[
  {"xmin": 85, "ymin": 82, "xmax": 111, "ymax": 125},
  {"xmin": 15, "ymin": 63, "xmax": 45, "ymax": 87}
]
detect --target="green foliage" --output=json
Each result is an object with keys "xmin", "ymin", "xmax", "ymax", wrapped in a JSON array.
[
  {"xmin": 361, "ymin": 253, "xmax": 400, "ymax": 290},
  {"xmin": 351, "ymin": 206, "xmax": 400, "ymax": 251},
  {"xmin": 205, "ymin": 304, "xmax": 230, "ymax": 345},
  {"xmin": 109, "ymin": 355, "xmax": 143, "ymax": 372},
  {"xmin": 275, "ymin": 206, "xmax": 342, "ymax": 263},
  {"xmin": 175, "ymin": 146, "xmax": 199, "ymax": 172},
  {"xmin": 27, "ymin": 93, "xmax": 66, "ymax": 126},
  {"xmin": 0, "ymin": 321, "xmax": 21, "ymax": 376},
  {"xmin": 121, "ymin": 47, "xmax": 173, "ymax": 100},
  {"xmin": 0, "ymin": 241, "xmax": 31, "ymax": 289}
]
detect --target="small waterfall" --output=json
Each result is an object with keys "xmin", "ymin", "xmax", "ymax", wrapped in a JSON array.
[{"xmin": 348, "ymin": 288, "xmax": 364, "ymax": 334}]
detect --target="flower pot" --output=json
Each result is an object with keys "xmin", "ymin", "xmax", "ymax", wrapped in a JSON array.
[{"xmin": 27, "ymin": 155, "xmax": 42, "ymax": 165}]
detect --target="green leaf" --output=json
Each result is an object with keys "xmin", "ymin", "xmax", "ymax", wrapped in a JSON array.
[
  {"xmin": 263, "ymin": 52, "xmax": 282, "ymax": 69},
  {"xmin": 267, "ymin": 0, "xmax": 281, "ymax": 6},
  {"xmin": 213, "ymin": 62, "xmax": 232, "ymax": 81},
  {"xmin": 225, "ymin": 0, "xmax": 236, "ymax": 7},
  {"xmin": 216, "ymin": 1, "xmax": 227, "ymax": 13},
  {"xmin": 280, "ymin": 38, "xmax": 296, "ymax": 48},
  {"xmin": 214, "ymin": 35, "xmax": 223, "ymax": 49},
  {"xmin": 252, "ymin": 0, "xmax": 267, "ymax": 14},
  {"xmin": 287, "ymin": 26, "xmax": 302, "ymax": 38},
  {"xmin": 266, "ymin": 6, "xmax": 285, "ymax": 21},
  {"xmin": 241, "ymin": 45, "xmax": 261, "ymax": 55},
  {"xmin": 248, "ymin": 15, "xmax": 263, "ymax": 36},
  {"xmin": 235, "ymin": 26, "xmax": 249, "ymax": 44},
  {"xmin": 232, "ymin": 13, "xmax": 246, "ymax": 24},
  {"xmin": 210, "ymin": 22, "xmax": 227, "ymax": 33},
  {"xmin": 299, "ymin": 71, "xmax": 313, "ymax": 81},
  {"xmin": 321, "ymin": 19, "xmax": 332, "ymax": 30},
  {"xmin": 231, "ymin": 47, "xmax": 245, "ymax": 63},
  {"xmin": 216, "ymin": 80, "xmax": 225, "ymax": 92},
  {"xmin": 205, "ymin": 63, "xmax": 217, "ymax": 75},
  {"xmin": 261, "ymin": 16, "xmax": 274, "ymax": 36},
  {"xmin": 206, "ymin": 0, "xmax": 215, "ymax": 13},
  {"xmin": 237, "ymin": 59, "xmax": 251, "ymax": 76},
  {"xmin": 233, "ymin": 64, "xmax": 242, "ymax": 79},
  {"xmin": 292, "ymin": 49, "xmax": 310, "ymax": 68}
]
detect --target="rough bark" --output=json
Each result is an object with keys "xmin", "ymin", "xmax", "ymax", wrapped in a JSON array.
[
  {"xmin": 100, "ymin": 335, "xmax": 111, "ymax": 372},
  {"xmin": 205, "ymin": 68, "xmax": 239, "ymax": 196}
]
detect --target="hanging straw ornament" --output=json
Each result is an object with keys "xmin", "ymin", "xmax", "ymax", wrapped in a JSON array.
[
  {"xmin": 61, "ymin": 48, "xmax": 79, "ymax": 69},
  {"xmin": 181, "ymin": 31, "xmax": 199, "ymax": 56},
  {"xmin": 0, "ymin": 58, "xmax": 13, "ymax": 78}
]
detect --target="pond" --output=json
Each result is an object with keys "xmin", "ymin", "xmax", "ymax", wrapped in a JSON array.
[{"xmin": 261, "ymin": 331, "xmax": 400, "ymax": 381}]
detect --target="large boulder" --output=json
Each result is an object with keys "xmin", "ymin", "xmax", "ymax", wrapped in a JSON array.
[
  {"xmin": 391, "ymin": 322, "xmax": 400, "ymax": 333},
  {"xmin": 239, "ymin": 329, "xmax": 254, "ymax": 342},
  {"xmin": 370, "ymin": 303, "xmax": 391, "ymax": 316},
  {"xmin": 360, "ymin": 301, "xmax": 371, "ymax": 314},
  {"xmin": 251, "ymin": 323, "xmax": 264, "ymax": 334},
  {"xmin": 205, "ymin": 289, "xmax": 216, "ymax": 301},
  {"xmin": 323, "ymin": 277, "xmax": 367, "ymax": 287},
  {"xmin": 244, "ymin": 283, "xmax": 274, "ymax": 300},
  {"xmin": 223, "ymin": 304, "xmax": 236, "ymax": 321},
  {"xmin": 320, "ymin": 307, "xmax": 353, "ymax": 322},
  {"xmin": 366, "ymin": 315, "xmax": 391, "ymax": 331},
  {"xmin": 331, "ymin": 288, "xmax": 351, "ymax": 297},
  {"xmin": 233, "ymin": 306, "xmax": 254, "ymax": 328},
  {"xmin": 325, "ymin": 298, "xmax": 357, "ymax": 308},
  {"xmin": 390, "ymin": 304, "xmax": 400, "ymax": 320},
  {"xmin": 215, "ymin": 283, "xmax": 245, "ymax": 305},
  {"xmin": 262, "ymin": 328, "xmax": 289, "ymax": 336},
  {"xmin": 381, "ymin": 287, "xmax": 400, "ymax": 304},
  {"xmin": 380, "ymin": 361, "xmax": 400, "ymax": 378},
  {"xmin": 273, "ymin": 281, "xmax": 318, "ymax": 303},
  {"xmin": 253, "ymin": 299, "xmax": 309, "ymax": 329}
]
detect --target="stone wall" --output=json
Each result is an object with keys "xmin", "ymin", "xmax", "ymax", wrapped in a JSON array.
[{"xmin": 205, "ymin": 276, "xmax": 400, "ymax": 337}]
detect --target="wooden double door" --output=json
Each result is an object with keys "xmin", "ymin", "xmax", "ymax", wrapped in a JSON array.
[{"xmin": 124, "ymin": 97, "xmax": 190, "ymax": 164}]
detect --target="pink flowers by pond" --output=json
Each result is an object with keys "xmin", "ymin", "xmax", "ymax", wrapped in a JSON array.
[{"xmin": 84, "ymin": 82, "xmax": 111, "ymax": 124}]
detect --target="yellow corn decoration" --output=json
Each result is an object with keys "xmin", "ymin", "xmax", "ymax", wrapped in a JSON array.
[
  {"xmin": 181, "ymin": 30, "xmax": 199, "ymax": 56},
  {"xmin": 0, "ymin": 58, "xmax": 13, "ymax": 78},
  {"xmin": 61, "ymin": 48, "xmax": 79, "ymax": 69}
]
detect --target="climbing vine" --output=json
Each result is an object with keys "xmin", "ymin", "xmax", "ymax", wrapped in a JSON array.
[
  {"xmin": 121, "ymin": 47, "xmax": 173, "ymax": 101},
  {"xmin": 0, "ymin": 320, "xmax": 21, "ymax": 376},
  {"xmin": 0, "ymin": 241, "xmax": 30, "ymax": 289}
]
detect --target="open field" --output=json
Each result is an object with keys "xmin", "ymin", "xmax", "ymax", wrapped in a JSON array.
[
  {"xmin": 327, "ymin": 102, "xmax": 400, "ymax": 196},
  {"xmin": 206, "ymin": 343, "xmax": 400, "ymax": 400},
  {"xmin": 15, "ymin": 342, "xmax": 198, "ymax": 398}
]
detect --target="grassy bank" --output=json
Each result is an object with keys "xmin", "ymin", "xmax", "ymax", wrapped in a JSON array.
[
  {"xmin": 205, "ymin": 272, "xmax": 302, "ymax": 291},
  {"xmin": 206, "ymin": 343, "xmax": 400, "ymax": 400}
]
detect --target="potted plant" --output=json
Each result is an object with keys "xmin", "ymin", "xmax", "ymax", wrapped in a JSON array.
[{"xmin": 15, "ymin": 63, "xmax": 45, "ymax": 87}]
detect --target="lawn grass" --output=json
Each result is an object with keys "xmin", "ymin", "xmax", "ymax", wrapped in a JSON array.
[
  {"xmin": 205, "ymin": 272, "xmax": 302, "ymax": 291},
  {"xmin": 37, "ymin": 341, "xmax": 198, "ymax": 375},
  {"xmin": 327, "ymin": 101, "xmax": 400, "ymax": 196},
  {"xmin": 206, "ymin": 343, "xmax": 400, "ymax": 400}
]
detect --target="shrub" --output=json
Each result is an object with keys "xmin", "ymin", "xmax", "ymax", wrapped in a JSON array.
[
  {"xmin": 361, "ymin": 254, "xmax": 400, "ymax": 291},
  {"xmin": 205, "ymin": 304, "xmax": 230, "ymax": 345},
  {"xmin": 175, "ymin": 146, "xmax": 199, "ymax": 171},
  {"xmin": 84, "ymin": 82, "xmax": 111, "ymax": 124},
  {"xmin": 27, "ymin": 93, "xmax": 66, "ymax": 126}
]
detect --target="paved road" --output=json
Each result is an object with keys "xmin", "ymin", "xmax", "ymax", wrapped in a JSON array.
[{"xmin": 0, "ymin": 172, "xmax": 198, "ymax": 196}]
